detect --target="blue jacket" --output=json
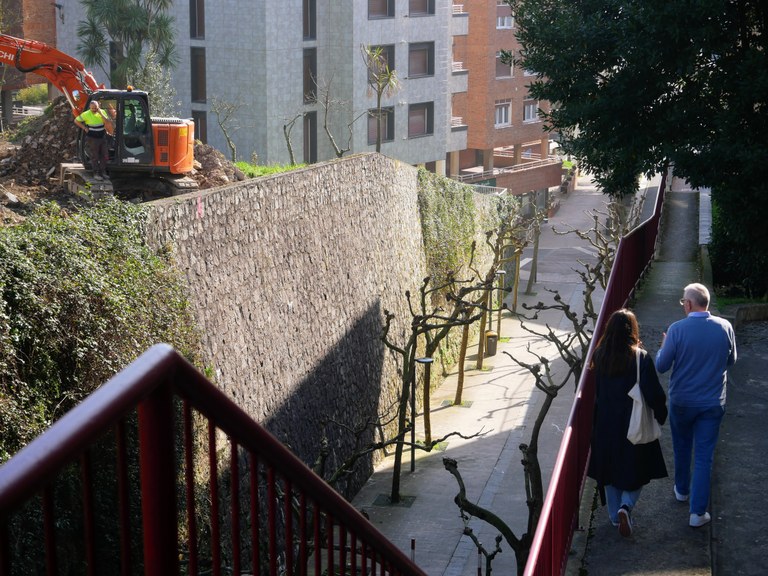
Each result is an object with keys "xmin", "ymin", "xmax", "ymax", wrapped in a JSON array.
[{"xmin": 655, "ymin": 312, "xmax": 736, "ymax": 407}]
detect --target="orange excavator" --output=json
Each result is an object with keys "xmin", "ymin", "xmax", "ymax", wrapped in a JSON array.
[{"xmin": 0, "ymin": 33, "xmax": 197, "ymax": 194}]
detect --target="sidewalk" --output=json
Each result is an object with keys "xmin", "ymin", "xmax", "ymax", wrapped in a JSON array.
[{"xmin": 352, "ymin": 173, "xmax": 612, "ymax": 575}]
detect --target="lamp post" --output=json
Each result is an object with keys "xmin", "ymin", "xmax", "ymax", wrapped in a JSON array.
[
  {"xmin": 495, "ymin": 269, "xmax": 506, "ymax": 337},
  {"xmin": 413, "ymin": 357, "xmax": 434, "ymax": 472}
]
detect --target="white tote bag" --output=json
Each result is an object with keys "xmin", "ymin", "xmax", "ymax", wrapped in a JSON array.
[{"xmin": 626, "ymin": 349, "xmax": 661, "ymax": 445}]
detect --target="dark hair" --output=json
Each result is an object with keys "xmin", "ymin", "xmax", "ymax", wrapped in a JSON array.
[{"xmin": 591, "ymin": 308, "xmax": 640, "ymax": 376}]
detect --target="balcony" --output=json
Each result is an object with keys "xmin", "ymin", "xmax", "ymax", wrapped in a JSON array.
[
  {"xmin": 451, "ymin": 5, "xmax": 468, "ymax": 36},
  {"xmin": 450, "ymin": 62, "xmax": 468, "ymax": 93}
]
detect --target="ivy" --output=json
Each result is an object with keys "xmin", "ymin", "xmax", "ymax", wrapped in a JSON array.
[
  {"xmin": 417, "ymin": 168, "xmax": 480, "ymax": 283},
  {"xmin": 0, "ymin": 199, "xmax": 201, "ymax": 462}
]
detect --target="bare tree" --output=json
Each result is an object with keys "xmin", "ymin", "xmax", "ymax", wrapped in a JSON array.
[
  {"xmin": 444, "ymin": 235, "xmax": 612, "ymax": 574},
  {"xmin": 210, "ymin": 96, "xmax": 242, "ymax": 162},
  {"xmin": 381, "ymin": 268, "xmax": 499, "ymax": 503},
  {"xmin": 282, "ymin": 112, "xmax": 303, "ymax": 165}
]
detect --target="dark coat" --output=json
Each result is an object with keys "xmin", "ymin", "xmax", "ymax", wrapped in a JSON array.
[{"xmin": 587, "ymin": 349, "xmax": 668, "ymax": 491}]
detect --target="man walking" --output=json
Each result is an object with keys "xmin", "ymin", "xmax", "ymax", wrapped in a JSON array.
[{"xmin": 656, "ymin": 283, "xmax": 736, "ymax": 528}]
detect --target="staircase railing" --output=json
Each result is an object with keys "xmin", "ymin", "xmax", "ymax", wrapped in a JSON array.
[
  {"xmin": 523, "ymin": 172, "xmax": 668, "ymax": 575},
  {"xmin": 0, "ymin": 344, "xmax": 427, "ymax": 576}
]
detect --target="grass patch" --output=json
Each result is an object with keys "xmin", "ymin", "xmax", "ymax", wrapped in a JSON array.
[{"xmin": 235, "ymin": 161, "xmax": 305, "ymax": 178}]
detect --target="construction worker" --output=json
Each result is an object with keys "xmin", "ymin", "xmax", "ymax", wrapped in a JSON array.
[{"xmin": 74, "ymin": 100, "xmax": 113, "ymax": 180}]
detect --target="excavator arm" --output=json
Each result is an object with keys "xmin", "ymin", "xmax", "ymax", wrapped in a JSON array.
[{"xmin": 0, "ymin": 34, "xmax": 101, "ymax": 116}]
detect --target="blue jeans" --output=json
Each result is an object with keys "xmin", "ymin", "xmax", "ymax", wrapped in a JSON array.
[
  {"xmin": 605, "ymin": 485, "xmax": 642, "ymax": 525},
  {"xmin": 669, "ymin": 404, "xmax": 725, "ymax": 515}
]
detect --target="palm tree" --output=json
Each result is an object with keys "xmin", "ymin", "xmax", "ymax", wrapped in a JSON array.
[
  {"xmin": 76, "ymin": 0, "xmax": 178, "ymax": 90},
  {"xmin": 361, "ymin": 45, "xmax": 400, "ymax": 153}
]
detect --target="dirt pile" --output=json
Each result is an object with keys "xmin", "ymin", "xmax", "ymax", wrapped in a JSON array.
[
  {"xmin": 190, "ymin": 143, "xmax": 246, "ymax": 189},
  {"xmin": 2, "ymin": 99, "xmax": 80, "ymax": 185}
]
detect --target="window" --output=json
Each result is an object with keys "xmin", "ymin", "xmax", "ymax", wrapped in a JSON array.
[
  {"xmin": 368, "ymin": 107, "xmax": 395, "ymax": 145},
  {"xmin": 408, "ymin": 102, "xmax": 434, "ymax": 138},
  {"xmin": 524, "ymin": 99, "xmax": 539, "ymax": 122},
  {"xmin": 303, "ymin": 112, "xmax": 317, "ymax": 163},
  {"xmin": 495, "ymin": 51, "xmax": 512, "ymax": 78},
  {"xmin": 190, "ymin": 0, "xmax": 205, "ymax": 38},
  {"xmin": 495, "ymin": 99, "xmax": 511, "ymax": 127},
  {"xmin": 409, "ymin": 0, "xmax": 435, "ymax": 16},
  {"xmin": 369, "ymin": 0, "xmax": 394, "ymax": 18},
  {"xmin": 191, "ymin": 47, "xmax": 207, "ymax": 103},
  {"xmin": 191, "ymin": 110, "xmax": 207, "ymax": 143},
  {"xmin": 496, "ymin": 15, "xmax": 513, "ymax": 29},
  {"xmin": 409, "ymin": 42, "xmax": 434, "ymax": 78},
  {"xmin": 303, "ymin": 0, "xmax": 316, "ymax": 39},
  {"xmin": 303, "ymin": 48, "xmax": 317, "ymax": 103}
]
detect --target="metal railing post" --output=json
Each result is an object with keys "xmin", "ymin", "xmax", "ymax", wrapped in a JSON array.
[{"xmin": 138, "ymin": 384, "xmax": 179, "ymax": 576}]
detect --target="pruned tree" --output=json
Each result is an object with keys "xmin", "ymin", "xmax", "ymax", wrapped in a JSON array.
[
  {"xmin": 210, "ymin": 96, "xmax": 242, "ymax": 162},
  {"xmin": 444, "ymin": 224, "xmax": 615, "ymax": 574},
  {"xmin": 381, "ymin": 271, "xmax": 492, "ymax": 503}
]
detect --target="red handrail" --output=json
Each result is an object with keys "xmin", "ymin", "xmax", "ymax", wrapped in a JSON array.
[
  {"xmin": 0, "ymin": 344, "xmax": 427, "ymax": 576},
  {"xmin": 523, "ymin": 172, "xmax": 668, "ymax": 575}
]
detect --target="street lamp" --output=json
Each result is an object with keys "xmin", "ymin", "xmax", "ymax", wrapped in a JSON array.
[
  {"xmin": 495, "ymin": 270, "xmax": 507, "ymax": 337},
  {"xmin": 413, "ymin": 357, "xmax": 434, "ymax": 472}
]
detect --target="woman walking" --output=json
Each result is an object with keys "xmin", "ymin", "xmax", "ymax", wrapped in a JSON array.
[{"xmin": 588, "ymin": 309, "xmax": 668, "ymax": 537}]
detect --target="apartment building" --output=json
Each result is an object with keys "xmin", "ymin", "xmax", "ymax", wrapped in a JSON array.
[
  {"xmin": 48, "ymin": 0, "xmax": 559, "ymax": 193},
  {"xmin": 450, "ymin": 0, "xmax": 562, "ymax": 194}
]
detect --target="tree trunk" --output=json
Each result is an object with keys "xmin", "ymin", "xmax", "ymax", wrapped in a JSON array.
[
  {"xmin": 474, "ymin": 289, "xmax": 490, "ymax": 370},
  {"xmin": 454, "ymin": 321, "xmax": 470, "ymax": 405}
]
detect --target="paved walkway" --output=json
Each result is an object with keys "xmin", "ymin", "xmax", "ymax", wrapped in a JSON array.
[
  {"xmin": 352, "ymin": 173, "xmax": 614, "ymax": 575},
  {"xmin": 351, "ymin": 173, "xmax": 767, "ymax": 575}
]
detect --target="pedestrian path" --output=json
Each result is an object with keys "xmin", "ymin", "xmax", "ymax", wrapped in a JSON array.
[
  {"xmin": 352, "ymin": 171, "xmax": 765, "ymax": 576},
  {"xmin": 568, "ymin": 179, "xmax": 711, "ymax": 576},
  {"xmin": 352, "ymin": 173, "xmax": 615, "ymax": 575}
]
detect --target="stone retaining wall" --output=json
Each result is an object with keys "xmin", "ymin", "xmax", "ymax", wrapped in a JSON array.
[{"xmin": 145, "ymin": 154, "xmax": 429, "ymax": 495}]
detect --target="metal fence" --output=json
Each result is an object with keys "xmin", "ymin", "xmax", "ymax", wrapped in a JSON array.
[{"xmin": 0, "ymin": 345, "xmax": 427, "ymax": 576}]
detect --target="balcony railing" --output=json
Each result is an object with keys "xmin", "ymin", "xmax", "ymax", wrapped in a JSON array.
[
  {"xmin": 457, "ymin": 157, "xmax": 562, "ymax": 183},
  {"xmin": 0, "ymin": 345, "xmax": 427, "ymax": 576}
]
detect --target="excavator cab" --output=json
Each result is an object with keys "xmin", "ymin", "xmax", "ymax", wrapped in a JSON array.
[{"xmin": 78, "ymin": 90, "xmax": 154, "ymax": 172}]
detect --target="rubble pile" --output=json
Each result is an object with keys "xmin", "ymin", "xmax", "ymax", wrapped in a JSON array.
[
  {"xmin": 190, "ymin": 143, "xmax": 246, "ymax": 189},
  {"xmin": 2, "ymin": 98, "xmax": 80, "ymax": 185}
]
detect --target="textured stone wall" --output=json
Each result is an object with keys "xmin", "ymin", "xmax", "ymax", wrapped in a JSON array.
[{"xmin": 145, "ymin": 153, "xmax": 428, "ymax": 496}]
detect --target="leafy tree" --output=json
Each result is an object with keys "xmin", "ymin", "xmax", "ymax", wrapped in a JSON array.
[
  {"xmin": 76, "ymin": 0, "xmax": 178, "ymax": 90},
  {"xmin": 0, "ymin": 199, "xmax": 201, "ymax": 462},
  {"xmin": 362, "ymin": 45, "xmax": 401, "ymax": 153},
  {"xmin": 509, "ymin": 0, "xmax": 768, "ymax": 296}
]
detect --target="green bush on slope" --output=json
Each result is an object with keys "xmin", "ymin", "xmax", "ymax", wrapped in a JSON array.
[{"xmin": 0, "ymin": 199, "xmax": 201, "ymax": 462}]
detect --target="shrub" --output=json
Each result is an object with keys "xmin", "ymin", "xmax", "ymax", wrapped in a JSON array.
[
  {"xmin": 16, "ymin": 84, "xmax": 48, "ymax": 106},
  {"xmin": 0, "ymin": 199, "xmax": 202, "ymax": 462}
]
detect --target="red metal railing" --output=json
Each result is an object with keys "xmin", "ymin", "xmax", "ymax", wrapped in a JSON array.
[
  {"xmin": 0, "ymin": 345, "xmax": 427, "ymax": 576},
  {"xmin": 523, "ymin": 173, "xmax": 667, "ymax": 575}
]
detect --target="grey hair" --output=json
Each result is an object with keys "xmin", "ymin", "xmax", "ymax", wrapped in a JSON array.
[{"xmin": 684, "ymin": 283, "xmax": 710, "ymax": 309}]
